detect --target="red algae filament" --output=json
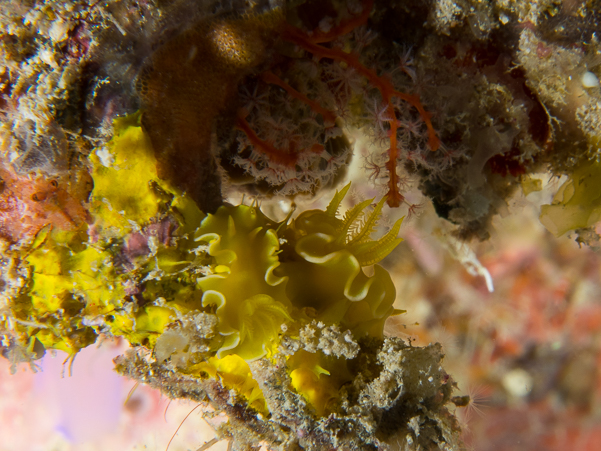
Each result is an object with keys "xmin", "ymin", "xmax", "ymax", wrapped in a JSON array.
[{"xmin": 281, "ymin": 13, "xmax": 440, "ymax": 207}]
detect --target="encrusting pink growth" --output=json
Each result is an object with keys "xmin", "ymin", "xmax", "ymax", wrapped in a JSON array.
[{"xmin": 0, "ymin": 166, "xmax": 90, "ymax": 243}]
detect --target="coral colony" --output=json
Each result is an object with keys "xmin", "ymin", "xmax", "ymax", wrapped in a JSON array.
[{"xmin": 1, "ymin": 0, "xmax": 601, "ymax": 449}]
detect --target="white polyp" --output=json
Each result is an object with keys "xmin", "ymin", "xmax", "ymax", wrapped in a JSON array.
[{"xmin": 582, "ymin": 71, "xmax": 600, "ymax": 88}]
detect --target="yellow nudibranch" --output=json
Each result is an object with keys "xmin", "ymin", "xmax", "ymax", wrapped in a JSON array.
[
  {"xmin": 540, "ymin": 159, "xmax": 601, "ymax": 236},
  {"xmin": 4, "ymin": 113, "xmax": 404, "ymax": 417}
]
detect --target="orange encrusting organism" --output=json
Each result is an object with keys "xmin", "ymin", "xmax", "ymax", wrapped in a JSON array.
[{"xmin": 0, "ymin": 167, "xmax": 90, "ymax": 243}]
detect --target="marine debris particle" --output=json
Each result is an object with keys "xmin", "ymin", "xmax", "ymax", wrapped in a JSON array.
[{"xmin": 136, "ymin": 9, "xmax": 284, "ymax": 213}]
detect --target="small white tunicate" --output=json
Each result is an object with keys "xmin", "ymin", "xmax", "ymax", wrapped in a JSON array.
[
  {"xmin": 96, "ymin": 147, "xmax": 114, "ymax": 167},
  {"xmin": 582, "ymin": 71, "xmax": 600, "ymax": 88},
  {"xmin": 318, "ymin": 16, "xmax": 334, "ymax": 33}
]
